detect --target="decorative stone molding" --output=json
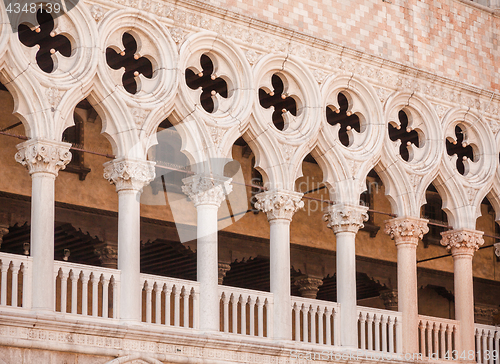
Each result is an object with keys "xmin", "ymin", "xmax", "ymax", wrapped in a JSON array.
[
  {"xmin": 380, "ymin": 289, "xmax": 398, "ymax": 311},
  {"xmin": 182, "ymin": 175, "xmax": 232, "ymax": 207},
  {"xmin": 474, "ymin": 303, "xmax": 500, "ymax": 326},
  {"xmin": 384, "ymin": 217, "xmax": 429, "ymax": 246},
  {"xmin": 294, "ymin": 276, "xmax": 323, "ymax": 299},
  {"xmin": 323, "ymin": 204, "xmax": 369, "ymax": 234},
  {"xmin": 94, "ymin": 242, "xmax": 118, "ymax": 269},
  {"xmin": 218, "ymin": 262, "xmax": 231, "ymax": 285},
  {"xmin": 440, "ymin": 229, "xmax": 484, "ymax": 256},
  {"xmin": 103, "ymin": 159, "xmax": 156, "ymax": 192},
  {"xmin": 254, "ymin": 190, "xmax": 304, "ymax": 221},
  {"xmin": 494, "ymin": 242, "xmax": 500, "ymax": 258},
  {"xmin": 15, "ymin": 139, "xmax": 72, "ymax": 177}
]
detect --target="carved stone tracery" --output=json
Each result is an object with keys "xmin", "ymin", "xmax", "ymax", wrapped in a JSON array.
[
  {"xmin": 323, "ymin": 204, "xmax": 369, "ymax": 234},
  {"xmin": 254, "ymin": 190, "xmax": 304, "ymax": 221},
  {"xmin": 384, "ymin": 217, "xmax": 429, "ymax": 246},
  {"xmin": 440, "ymin": 229, "xmax": 484, "ymax": 255},
  {"xmin": 182, "ymin": 175, "xmax": 232, "ymax": 207},
  {"xmin": 15, "ymin": 139, "xmax": 72, "ymax": 177},
  {"xmin": 103, "ymin": 158, "xmax": 156, "ymax": 192}
]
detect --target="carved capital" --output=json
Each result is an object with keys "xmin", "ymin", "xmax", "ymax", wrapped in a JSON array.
[
  {"xmin": 94, "ymin": 242, "xmax": 118, "ymax": 269},
  {"xmin": 103, "ymin": 158, "xmax": 155, "ymax": 192},
  {"xmin": 323, "ymin": 204, "xmax": 369, "ymax": 234},
  {"xmin": 15, "ymin": 139, "xmax": 72, "ymax": 176},
  {"xmin": 254, "ymin": 189, "xmax": 304, "ymax": 221},
  {"xmin": 494, "ymin": 243, "xmax": 500, "ymax": 258},
  {"xmin": 384, "ymin": 217, "xmax": 429, "ymax": 246},
  {"xmin": 218, "ymin": 262, "xmax": 231, "ymax": 285},
  {"xmin": 294, "ymin": 276, "xmax": 323, "ymax": 299},
  {"xmin": 440, "ymin": 229, "xmax": 484, "ymax": 256},
  {"xmin": 380, "ymin": 289, "xmax": 398, "ymax": 311},
  {"xmin": 182, "ymin": 175, "xmax": 232, "ymax": 207},
  {"xmin": 0, "ymin": 225, "xmax": 9, "ymax": 248}
]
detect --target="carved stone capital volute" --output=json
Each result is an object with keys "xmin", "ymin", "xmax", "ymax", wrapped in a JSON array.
[
  {"xmin": 182, "ymin": 174, "xmax": 232, "ymax": 207},
  {"xmin": 15, "ymin": 139, "xmax": 72, "ymax": 177},
  {"xmin": 294, "ymin": 276, "xmax": 323, "ymax": 299},
  {"xmin": 254, "ymin": 189, "xmax": 304, "ymax": 221},
  {"xmin": 384, "ymin": 217, "xmax": 429, "ymax": 247},
  {"xmin": 440, "ymin": 229, "xmax": 484, "ymax": 257},
  {"xmin": 103, "ymin": 158, "xmax": 156, "ymax": 192},
  {"xmin": 323, "ymin": 204, "xmax": 369, "ymax": 234}
]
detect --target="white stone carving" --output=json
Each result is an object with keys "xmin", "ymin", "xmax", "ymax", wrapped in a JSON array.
[
  {"xmin": 169, "ymin": 27, "xmax": 186, "ymax": 44},
  {"xmin": 494, "ymin": 243, "xmax": 500, "ymax": 258},
  {"xmin": 90, "ymin": 4, "xmax": 105, "ymax": 22},
  {"xmin": 46, "ymin": 87, "xmax": 61, "ymax": 109},
  {"xmin": 254, "ymin": 190, "xmax": 304, "ymax": 221},
  {"xmin": 182, "ymin": 175, "xmax": 232, "ymax": 207},
  {"xmin": 313, "ymin": 69, "xmax": 328, "ymax": 84},
  {"xmin": 103, "ymin": 159, "xmax": 155, "ymax": 192},
  {"xmin": 245, "ymin": 50, "xmax": 259, "ymax": 65},
  {"xmin": 208, "ymin": 126, "xmax": 226, "ymax": 148},
  {"xmin": 131, "ymin": 108, "xmax": 148, "ymax": 128},
  {"xmin": 440, "ymin": 229, "xmax": 484, "ymax": 254},
  {"xmin": 323, "ymin": 204, "xmax": 369, "ymax": 234},
  {"xmin": 384, "ymin": 217, "xmax": 429, "ymax": 244},
  {"xmin": 15, "ymin": 139, "xmax": 72, "ymax": 176}
]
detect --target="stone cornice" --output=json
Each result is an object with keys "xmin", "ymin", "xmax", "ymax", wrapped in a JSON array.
[
  {"xmin": 182, "ymin": 174, "xmax": 232, "ymax": 207},
  {"xmin": 15, "ymin": 139, "xmax": 72, "ymax": 177},
  {"xmin": 384, "ymin": 217, "xmax": 429, "ymax": 246},
  {"xmin": 323, "ymin": 204, "xmax": 369, "ymax": 234},
  {"xmin": 254, "ymin": 189, "xmax": 304, "ymax": 221},
  {"xmin": 440, "ymin": 229, "xmax": 485, "ymax": 256},
  {"xmin": 103, "ymin": 158, "xmax": 156, "ymax": 192}
]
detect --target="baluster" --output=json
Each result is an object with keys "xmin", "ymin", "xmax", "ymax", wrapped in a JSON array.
[
  {"xmin": 419, "ymin": 321, "xmax": 425, "ymax": 356},
  {"xmin": 483, "ymin": 330, "xmax": 488, "ymax": 364},
  {"xmin": 21, "ymin": 264, "xmax": 27, "ymax": 308},
  {"xmin": 446, "ymin": 325, "xmax": 453, "ymax": 359},
  {"xmin": 476, "ymin": 329, "xmax": 482, "ymax": 364},
  {"xmin": 310, "ymin": 306, "xmax": 316, "ymax": 344},
  {"xmin": 374, "ymin": 315, "xmax": 381, "ymax": 351},
  {"xmin": 440, "ymin": 324, "xmax": 446, "ymax": 359},
  {"xmin": 182, "ymin": 287, "xmax": 190, "ymax": 328},
  {"xmin": 367, "ymin": 313, "xmax": 374, "ymax": 351},
  {"xmin": 317, "ymin": 306, "xmax": 324, "ymax": 345},
  {"xmin": 433, "ymin": 323, "xmax": 439, "ymax": 357},
  {"xmin": 112, "ymin": 276, "xmax": 118, "ymax": 319},
  {"xmin": 257, "ymin": 298, "xmax": 264, "ymax": 337},
  {"xmin": 231, "ymin": 294, "xmax": 238, "ymax": 334},
  {"xmin": 266, "ymin": 299, "xmax": 272, "ymax": 338},
  {"xmin": 395, "ymin": 316, "xmax": 402, "ymax": 354},
  {"xmin": 0, "ymin": 261, "xmax": 8, "ymax": 306},
  {"xmin": 81, "ymin": 272, "xmax": 88, "ymax": 316},
  {"xmin": 302, "ymin": 304, "xmax": 308, "ymax": 342},
  {"xmin": 222, "ymin": 293, "xmax": 229, "ymax": 333},
  {"xmin": 325, "ymin": 308, "xmax": 332, "ymax": 346},
  {"xmin": 381, "ymin": 315, "xmax": 388, "ymax": 353},
  {"xmin": 11, "ymin": 262, "xmax": 20, "ymax": 307},
  {"xmin": 102, "ymin": 275, "xmax": 109, "ymax": 318},
  {"xmin": 91, "ymin": 273, "xmax": 98, "ymax": 317},
  {"xmin": 240, "ymin": 295, "xmax": 247, "ymax": 335},
  {"xmin": 333, "ymin": 308, "xmax": 341, "ymax": 346},
  {"xmin": 164, "ymin": 285, "xmax": 171, "ymax": 325},
  {"xmin": 60, "ymin": 270, "xmax": 68, "ymax": 313},
  {"xmin": 249, "ymin": 296, "xmax": 255, "ymax": 336},
  {"xmin": 70, "ymin": 270, "xmax": 78, "ymax": 314},
  {"xmin": 155, "ymin": 283, "xmax": 161, "ymax": 324},
  {"xmin": 388, "ymin": 317, "xmax": 395, "ymax": 353},
  {"xmin": 145, "ymin": 281, "xmax": 152, "ymax": 323},
  {"xmin": 494, "ymin": 332, "xmax": 500, "ymax": 364},
  {"xmin": 173, "ymin": 285, "xmax": 180, "ymax": 327},
  {"xmin": 488, "ymin": 331, "xmax": 494, "ymax": 364},
  {"xmin": 426, "ymin": 322, "xmax": 432, "ymax": 357},
  {"xmin": 294, "ymin": 303, "xmax": 300, "ymax": 341},
  {"xmin": 192, "ymin": 289, "xmax": 199, "ymax": 329},
  {"xmin": 359, "ymin": 313, "xmax": 366, "ymax": 350}
]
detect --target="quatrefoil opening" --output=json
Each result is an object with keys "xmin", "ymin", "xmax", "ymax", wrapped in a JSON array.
[
  {"xmin": 106, "ymin": 32, "xmax": 154, "ymax": 94},
  {"xmin": 326, "ymin": 92, "xmax": 360, "ymax": 147},
  {"xmin": 446, "ymin": 125, "xmax": 477, "ymax": 176},
  {"xmin": 18, "ymin": 9, "xmax": 71, "ymax": 73},
  {"xmin": 259, "ymin": 74, "xmax": 299, "ymax": 131},
  {"xmin": 185, "ymin": 54, "xmax": 229, "ymax": 113},
  {"xmin": 388, "ymin": 110, "xmax": 421, "ymax": 162}
]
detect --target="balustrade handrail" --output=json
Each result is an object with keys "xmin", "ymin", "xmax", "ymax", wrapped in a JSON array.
[
  {"xmin": 358, "ymin": 305, "xmax": 402, "ymax": 317},
  {"xmin": 54, "ymin": 260, "xmax": 121, "ymax": 277},
  {"xmin": 475, "ymin": 323, "xmax": 499, "ymax": 332},
  {"xmin": 140, "ymin": 273, "xmax": 199, "ymax": 289},
  {"xmin": 293, "ymin": 296, "xmax": 339, "ymax": 308},
  {"xmin": 0, "ymin": 251, "xmax": 32, "ymax": 263},
  {"xmin": 419, "ymin": 315, "xmax": 460, "ymax": 327},
  {"xmin": 218, "ymin": 285, "xmax": 273, "ymax": 302}
]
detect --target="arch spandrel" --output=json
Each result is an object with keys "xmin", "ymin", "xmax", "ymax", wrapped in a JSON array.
[
  {"xmin": 378, "ymin": 92, "xmax": 443, "ymax": 217},
  {"xmin": 485, "ymin": 132, "xmax": 500, "ymax": 224},
  {"xmin": 436, "ymin": 108, "xmax": 497, "ymax": 229},
  {"xmin": 0, "ymin": 1, "xmax": 9, "ymax": 61}
]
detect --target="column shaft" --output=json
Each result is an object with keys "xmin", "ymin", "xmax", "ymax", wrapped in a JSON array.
[{"xmin": 453, "ymin": 251, "xmax": 475, "ymax": 354}]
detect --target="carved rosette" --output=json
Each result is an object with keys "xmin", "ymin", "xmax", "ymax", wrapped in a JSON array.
[
  {"xmin": 254, "ymin": 190, "xmax": 304, "ymax": 221},
  {"xmin": 15, "ymin": 139, "xmax": 72, "ymax": 176},
  {"xmin": 294, "ymin": 276, "xmax": 323, "ymax": 299},
  {"xmin": 384, "ymin": 217, "xmax": 429, "ymax": 246},
  {"xmin": 323, "ymin": 204, "xmax": 369, "ymax": 234},
  {"xmin": 182, "ymin": 175, "xmax": 232, "ymax": 207},
  {"xmin": 440, "ymin": 229, "xmax": 484, "ymax": 256},
  {"xmin": 103, "ymin": 158, "xmax": 156, "ymax": 192}
]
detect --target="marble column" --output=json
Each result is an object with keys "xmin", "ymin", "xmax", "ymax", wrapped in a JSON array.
[
  {"xmin": 294, "ymin": 275, "xmax": 323, "ymax": 299},
  {"xmin": 255, "ymin": 189, "xmax": 304, "ymax": 340},
  {"xmin": 104, "ymin": 158, "xmax": 155, "ymax": 323},
  {"xmin": 441, "ymin": 229, "xmax": 484, "ymax": 354},
  {"xmin": 323, "ymin": 203, "xmax": 368, "ymax": 348},
  {"xmin": 182, "ymin": 174, "xmax": 232, "ymax": 332},
  {"xmin": 15, "ymin": 139, "xmax": 72, "ymax": 311},
  {"xmin": 385, "ymin": 217, "xmax": 428, "ymax": 354}
]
